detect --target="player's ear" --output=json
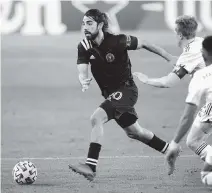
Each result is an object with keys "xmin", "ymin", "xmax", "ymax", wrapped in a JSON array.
[{"xmin": 98, "ymin": 22, "xmax": 104, "ymax": 30}]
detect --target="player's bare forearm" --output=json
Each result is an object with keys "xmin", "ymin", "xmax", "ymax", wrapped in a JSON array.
[
  {"xmin": 134, "ymin": 72, "xmax": 181, "ymax": 88},
  {"xmin": 77, "ymin": 63, "xmax": 92, "ymax": 92},
  {"xmin": 143, "ymin": 43, "xmax": 173, "ymax": 62},
  {"xmin": 146, "ymin": 78, "xmax": 169, "ymax": 88},
  {"xmin": 173, "ymin": 103, "xmax": 197, "ymax": 143},
  {"xmin": 148, "ymin": 73, "xmax": 180, "ymax": 88},
  {"xmin": 77, "ymin": 63, "xmax": 89, "ymax": 78},
  {"xmin": 137, "ymin": 39, "xmax": 173, "ymax": 62}
]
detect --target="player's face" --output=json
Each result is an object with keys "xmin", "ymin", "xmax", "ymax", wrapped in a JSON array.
[
  {"xmin": 82, "ymin": 16, "xmax": 99, "ymax": 40},
  {"xmin": 174, "ymin": 25, "xmax": 183, "ymax": 48}
]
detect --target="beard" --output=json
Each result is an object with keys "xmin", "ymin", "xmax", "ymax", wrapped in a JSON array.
[{"xmin": 85, "ymin": 30, "xmax": 99, "ymax": 40}]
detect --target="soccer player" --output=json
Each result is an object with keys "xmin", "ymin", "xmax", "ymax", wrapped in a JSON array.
[
  {"xmin": 133, "ymin": 15, "xmax": 205, "ymax": 88},
  {"xmin": 166, "ymin": 36, "xmax": 212, "ymax": 184},
  {"xmin": 68, "ymin": 9, "xmax": 179, "ymax": 181},
  {"xmin": 133, "ymin": 15, "xmax": 205, "ymax": 174}
]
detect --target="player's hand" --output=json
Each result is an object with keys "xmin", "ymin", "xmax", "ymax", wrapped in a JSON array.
[
  {"xmin": 133, "ymin": 72, "xmax": 149, "ymax": 84},
  {"xmin": 168, "ymin": 55, "xmax": 178, "ymax": 67},
  {"xmin": 78, "ymin": 75, "xmax": 92, "ymax": 92},
  {"xmin": 165, "ymin": 140, "xmax": 181, "ymax": 175}
]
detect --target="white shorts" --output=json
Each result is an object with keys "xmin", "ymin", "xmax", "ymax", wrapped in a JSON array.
[{"xmin": 196, "ymin": 103, "xmax": 212, "ymax": 123}]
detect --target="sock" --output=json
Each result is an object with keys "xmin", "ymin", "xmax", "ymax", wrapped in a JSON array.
[
  {"xmin": 147, "ymin": 135, "xmax": 169, "ymax": 154},
  {"xmin": 85, "ymin": 142, "xmax": 101, "ymax": 172},
  {"xmin": 195, "ymin": 142, "xmax": 212, "ymax": 161}
]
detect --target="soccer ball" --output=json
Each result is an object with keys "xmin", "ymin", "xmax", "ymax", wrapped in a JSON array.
[{"xmin": 12, "ymin": 161, "xmax": 38, "ymax": 185}]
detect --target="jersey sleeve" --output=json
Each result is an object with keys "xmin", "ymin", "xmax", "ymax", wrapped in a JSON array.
[
  {"xmin": 185, "ymin": 75, "xmax": 204, "ymax": 106},
  {"xmin": 118, "ymin": 34, "xmax": 138, "ymax": 50},
  {"xmin": 175, "ymin": 50, "xmax": 203, "ymax": 74},
  {"xmin": 77, "ymin": 42, "xmax": 90, "ymax": 64}
]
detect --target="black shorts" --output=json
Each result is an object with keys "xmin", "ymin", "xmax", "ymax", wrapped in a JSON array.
[{"xmin": 100, "ymin": 81, "xmax": 138, "ymax": 127}]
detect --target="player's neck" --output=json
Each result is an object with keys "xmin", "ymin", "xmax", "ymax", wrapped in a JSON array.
[
  {"xmin": 94, "ymin": 31, "xmax": 104, "ymax": 46},
  {"xmin": 181, "ymin": 37, "xmax": 195, "ymax": 49},
  {"xmin": 205, "ymin": 58, "xmax": 212, "ymax": 66}
]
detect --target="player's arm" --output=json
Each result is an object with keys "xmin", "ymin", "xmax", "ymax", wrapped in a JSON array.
[
  {"xmin": 172, "ymin": 103, "xmax": 198, "ymax": 143},
  {"xmin": 172, "ymin": 76, "xmax": 202, "ymax": 144},
  {"xmin": 137, "ymin": 38, "xmax": 174, "ymax": 62},
  {"xmin": 77, "ymin": 42, "xmax": 92, "ymax": 92},
  {"xmin": 120, "ymin": 34, "xmax": 174, "ymax": 63},
  {"xmin": 133, "ymin": 66, "xmax": 188, "ymax": 88}
]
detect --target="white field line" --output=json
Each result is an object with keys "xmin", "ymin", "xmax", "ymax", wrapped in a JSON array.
[{"xmin": 1, "ymin": 154, "xmax": 196, "ymax": 161}]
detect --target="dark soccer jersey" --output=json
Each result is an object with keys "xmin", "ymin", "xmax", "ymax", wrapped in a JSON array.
[{"xmin": 77, "ymin": 32, "xmax": 138, "ymax": 95}]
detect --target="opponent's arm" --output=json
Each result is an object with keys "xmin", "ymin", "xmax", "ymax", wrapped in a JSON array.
[
  {"xmin": 137, "ymin": 38, "xmax": 174, "ymax": 62},
  {"xmin": 145, "ymin": 72, "xmax": 180, "ymax": 88},
  {"xmin": 173, "ymin": 75, "xmax": 203, "ymax": 143},
  {"xmin": 133, "ymin": 66, "xmax": 188, "ymax": 88},
  {"xmin": 166, "ymin": 102, "xmax": 197, "ymax": 175},
  {"xmin": 173, "ymin": 103, "xmax": 198, "ymax": 143}
]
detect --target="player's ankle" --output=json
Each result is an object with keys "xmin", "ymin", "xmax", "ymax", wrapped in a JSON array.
[{"xmin": 86, "ymin": 163, "xmax": 96, "ymax": 172}]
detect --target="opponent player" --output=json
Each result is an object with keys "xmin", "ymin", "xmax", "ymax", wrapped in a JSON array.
[
  {"xmin": 133, "ymin": 15, "xmax": 205, "ymax": 174},
  {"xmin": 68, "ymin": 9, "xmax": 179, "ymax": 181},
  {"xmin": 166, "ymin": 36, "xmax": 212, "ymax": 184},
  {"xmin": 133, "ymin": 15, "xmax": 205, "ymax": 88}
]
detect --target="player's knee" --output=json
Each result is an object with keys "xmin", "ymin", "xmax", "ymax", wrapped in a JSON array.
[
  {"xmin": 116, "ymin": 112, "xmax": 137, "ymax": 128},
  {"xmin": 124, "ymin": 126, "xmax": 139, "ymax": 139},
  {"xmin": 90, "ymin": 113, "xmax": 104, "ymax": 127},
  {"xmin": 186, "ymin": 134, "xmax": 198, "ymax": 151},
  {"xmin": 125, "ymin": 130, "xmax": 137, "ymax": 139},
  {"xmin": 90, "ymin": 115, "xmax": 99, "ymax": 127}
]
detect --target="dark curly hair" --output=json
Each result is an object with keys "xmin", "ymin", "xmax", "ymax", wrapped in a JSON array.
[
  {"xmin": 84, "ymin": 9, "xmax": 110, "ymax": 32},
  {"xmin": 203, "ymin": 36, "xmax": 212, "ymax": 54}
]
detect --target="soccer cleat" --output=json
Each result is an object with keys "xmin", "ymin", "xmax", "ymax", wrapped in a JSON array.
[
  {"xmin": 68, "ymin": 163, "xmax": 96, "ymax": 181},
  {"xmin": 165, "ymin": 141, "xmax": 181, "ymax": 175}
]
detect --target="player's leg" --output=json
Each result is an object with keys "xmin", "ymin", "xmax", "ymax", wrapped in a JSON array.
[
  {"xmin": 123, "ymin": 120, "xmax": 181, "ymax": 174},
  {"xmin": 86, "ymin": 107, "xmax": 108, "ymax": 171},
  {"xmin": 113, "ymin": 83, "xmax": 180, "ymax": 174},
  {"xmin": 119, "ymin": 119, "xmax": 169, "ymax": 154},
  {"xmin": 186, "ymin": 105, "xmax": 212, "ymax": 162},
  {"xmin": 117, "ymin": 113, "xmax": 180, "ymax": 174},
  {"xmin": 186, "ymin": 118, "xmax": 212, "ymax": 185},
  {"xmin": 113, "ymin": 83, "xmax": 170, "ymax": 154},
  {"xmin": 69, "ymin": 106, "xmax": 108, "ymax": 181},
  {"xmin": 201, "ymin": 160, "xmax": 212, "ymax": 185},
  {"xmin": 186, "ymin": 121, "xmax": 212, "ymax": 162}
]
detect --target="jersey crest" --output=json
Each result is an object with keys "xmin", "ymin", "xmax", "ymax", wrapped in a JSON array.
[{"xmin": 106, "ymin": 53, "xmax": 115, "ymax": 63}]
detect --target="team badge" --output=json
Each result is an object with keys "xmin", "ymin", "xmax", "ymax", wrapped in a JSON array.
[{"xmin": 106, "ymin": 53, "xmax": 115, "ymax": 63}]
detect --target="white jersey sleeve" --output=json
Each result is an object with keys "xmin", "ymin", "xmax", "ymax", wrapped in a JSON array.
[
  {"xmin": 186, "ymin": 65, "xmax": 212, "ymax": 106},
  {"xmin": 174, "ymin": 37, "xmax": 205, "ymax": 75},
  {"xmin": 185, "ymin": 74, "xmax": 204, "ymax": 106}
]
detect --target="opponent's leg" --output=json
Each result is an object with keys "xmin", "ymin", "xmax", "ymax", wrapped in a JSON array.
[
  {"xmin": 186, "ymin": 118, "xmax": 212, "ymax": 184},
  {"xmin": 186, "ymin": 121, "xmax": 212, "ymax": 162},
  {"xmin": 69, "ymin": 107, "xmax": 108, "ymax": 181}
]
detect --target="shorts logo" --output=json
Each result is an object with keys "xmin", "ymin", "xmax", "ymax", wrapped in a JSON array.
[
  {"xmin": 126, "ymin": 35, "xmax": 131, "ymax": 47},
  {"xmin": 107, "ymin": 91, "xmax": 122, "ymax": 101},
  {"xmin": 106, "ymin": 53, "xmax": 115, "ymax": 63}
]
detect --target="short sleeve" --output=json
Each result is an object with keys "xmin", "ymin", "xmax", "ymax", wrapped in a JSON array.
[
  {"xmin": 77, "ymin": 42, "xmax": 90, "ymax": 64},
  {"xmin": 175, "ymin": 51, "xmax": 204, "ymax": 74},
  {"xmin": 119, "ymin": 34, "xmax": 138, "ymax": 50},
  {"xmin": 185, "ymin": 75, "xmax": 203, "ymax": 105}
]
